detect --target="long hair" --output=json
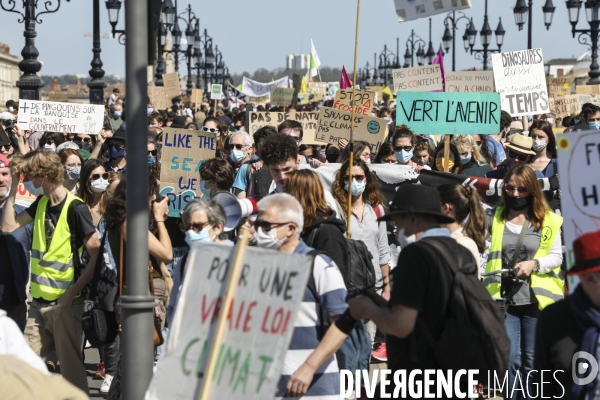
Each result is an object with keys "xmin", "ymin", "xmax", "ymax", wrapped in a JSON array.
[
  {"xmin": 438, "ymin": 183, "xmax": 486, "ymax": 252},
  {"xmin": 477, "ymin": 135, "xmax": 494, "ymax": 166},
  {"xmin": 285, "ymin": 169, "xmax": 331, "ymax": 232},
  {"xmin": 500, "ymin": 164, "xmax": 550, "ymax": 231},
  {"xmin": 452, "ymin": 134, "xmax": 487, "ymax": 164},
  {"xmin": 529, "ymin": 119, "xmax": 557, "ymax": 156},
  {"xmin": 374, "ymin": 141, "xmax": 395, "ymax": 163},
  {"xmin": 78, "ymin": 159, "xmax": 107, "ymax": 211},
  {"xmin": 337, "ymin": 141, "xmax": 371, "ymax": 163},
  {"xmin": 104, "ymin": 174, "xmax": 127, "ymax": 230},
  {"xmin": 331, "ymin": 159, "xmax": 385, "ymax": 216},
  {"xmin": 431, "ymin": 141, "xmax": 463, "ymax": 174}
]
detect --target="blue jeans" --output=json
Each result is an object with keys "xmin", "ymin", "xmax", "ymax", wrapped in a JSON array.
[{"xmin": 505, "ymin": 304, "xmax": 539, "ymax": 400}]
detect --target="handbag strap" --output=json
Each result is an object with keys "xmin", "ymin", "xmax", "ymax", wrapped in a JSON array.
[
  {"xmin": 119, "ymin": 224, "xmax": 124, "ymax": 298},
  {"xmin": 509, "ymin": 219, "xmax": 531, "ymax": 269}
]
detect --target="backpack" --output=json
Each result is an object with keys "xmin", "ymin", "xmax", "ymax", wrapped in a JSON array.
[{"xmin": 417, "ymin": 237, "xmax": 510, "ymax": 378}]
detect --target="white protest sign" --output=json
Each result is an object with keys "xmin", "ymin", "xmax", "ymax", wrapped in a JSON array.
[
  {"xmin": 491, "ymin": 48, "xmax": 549, "ymax": 117},
  {"xmin": 392, "ymin": 65, "xmax": 443, "ymax": 93},
  {"xmin": 146, "ymin": 244, "xmax": 311, "ymax": 400},
  {"xmin": 445, "ymin": 71, "xmax": 495, "ymax": 92},
  {"xmin": 211, "ymin": 84, "xmax": 223, "ymax": 100},
  {"xmin": 242, "ymin": 76, "xmax": 289, "ymax": 97},
  {"xmin": 17, "ymin": 100, "xmax": 104, "ymax": 135}
]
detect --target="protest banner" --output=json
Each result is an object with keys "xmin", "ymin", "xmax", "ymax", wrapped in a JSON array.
[
  {"xmin": 297, "ymin": 92, "xmax": 310, "ymax": 104},
  {"xmin": 227, "ymin": 82, "xmax": 249, "ymax": 104},
  {"xmin": 333, "ymin": 89, "xmax": 375, "ymax": 116},
  {"xmin": 547, "ymin": 77, "xmax": 573, "ymax": 98},
  {"xmin": 159, "ymin": 127, "xmax": 216, "ymax": 217},
  {"xmin": 366, "ymin": 86, "xmax": 384, "ymax": 104},
  {"xmin": 394, "ymin": 0, "xmax": 471, "ymax": 22},
  {"xmin": 211, "ymin": 84, "xmax": 223, "ymax": 100},
  {"xmin": 392, "ymin": 65, "xmax": 443, "ymax": 93},
  {"xmin": 556, "ymin": 130, "xmax": 600, "ymax": 288},
  {"xmin": 248, "ymin": 95, "xmax": 269, "ymax": 106},
  {"xmin": 308, "ymin": 82, "xmax": 327, "ymax": 96},
  {"xmin": 148, "ymin": 86, "xmax": 169, "ymax": 110},
  {"xmin": 491, "ymin": 48, "xmax": 549, "ymax": 117},
  {"xmin": 314, "ymin": 107, "xmax": 387, "ymax": 152},
  {"xmin": 395, "ymin": 91, "xmax": 501, "ymax": 135},
  {"xmin": 0, "ymin": 125, "xmax": 10, "ymax": 147},
  {"xmin": 17, "ymin": 100, "xmax": 104, "ymax": 135},
  {"xmin": 576, "ymin": 84, "xmax": 600, "ymax": 95},
  {"xmin": 327, "ymin": 82, "xmax": 340, "ymax": 96},
  {"xmin": 242, "ymin": 76, "xmax": 289, "ymax": 97},
  {"xmin": 192, "ymin": 88, "xmax": 203, "ymax": 105},
  {"xmin": 15, "ymin": 182, "xmax": 36, "ymax": 204},
  {"xmin": 270, "ymin": 87, "xmax": 294, "ymax": 107},
  {"xmin": 163, "ymin": 72, "xmax": 181, "ymax": 99},
  {"xmin": 445, "ymin": 71, "xmax": 495, "ymax": 93},
  {"xmin": 248, "ymin": 111, "xmax": 318, "ymax": 140},
  {"xmin": 552, "ymin": 95, "xmax": 579, "ymax": 118},
  {"xmin": 146, "ymin": 244, "xmax": 311, "ymax": 400}
]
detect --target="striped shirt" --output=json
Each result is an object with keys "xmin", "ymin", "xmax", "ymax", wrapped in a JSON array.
[{"xmin": 275, "ymin": 240, "xmax": 348, "ymax": 400}]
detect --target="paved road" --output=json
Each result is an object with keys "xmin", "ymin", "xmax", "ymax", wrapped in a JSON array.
[{"xmin": 83, "ymin": 347, "xmax": 105, "ymax": 399}]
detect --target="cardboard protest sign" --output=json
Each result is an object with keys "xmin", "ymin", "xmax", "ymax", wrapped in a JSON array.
[
  {"xmin": 552, "ymin": 95, "xmax": 579, "ymax": 118},
  {"xmin": 192, "ymin": 88, "xmax": 203, "ymax": 105},
  {"xmin": 242, "ymin": 76, "xmax": 289, "ymax": 97},
  {"xmin": 17, "ymin": 100, "xmax": 104, "ymax": 135},
  {"xmin": 576, "ymin": 84, "xmax": 600, "ymax": 95},
  {"xmin": 577, "ymin": 93, "xmax": 600, "ymax": 110},
  {"xmin": 314, "ymin": 107, "xmax": 387, "ymax": 152},
  {"xmin": 248, "ymin": 95, "xmax": 269, "ymax": 106},
  {"xmin": 270, "ymin": 87, "xmax": 294, "ymax": 107},
  {"xmin": 556, "ymin": 130, "xmax": 600, "ymax": 288},
  {"xmin": 445, "ymin": 71, "xmax": 495, "ymax": 93},
  {"xmin": 308, "ymin": 82, "xmax": 327, "ymax": 96},
  {"xmin": 148, "ymin": 86, "xmax": 169, "ymax": 110},
  {"xmin": 547, "ymin": 77, "xmax": 573, "ymax": 98},
  {"xmin": 0, "ymin": 125, "xmax": 10, "ymax": 147},
  {"xmin": 327, "ymin": 82, "xmax": 340, "ymax": 96},
  {"xmin": 392, "ymin": 65, "xmax": 443, "ymax": 93},
  {"xmin": 297, "ymin": 93, "xmax": 310, "ymax": 105},
  {"xmin": 396, "ymin": 91, "xmax": 501, "ymax": 135},
  {"xmin": 159, "ymin": 127, "xmax": 216, "ymax": 218},
  {"xmin": 333, "ymin": 89, "xmax": 375, "ymax": 116},
  {"xmin": 366, "ymin": 86, "xmax": 384, "ymax": 104},
  {"xmin": 491, "ymin": 48, "xmax": 549, "ymax": 117},
  {"xmin": 248, "ymin": 112, "xmax": 318, "ymax": 140},
  {"xmin": 312, "ymin": 93, "xmax": 324, "ymax": 102},
  {"xmin": 163, "ymin": 72, "xmax": 181, "ymax": 99},
  {"xmin": 211, "ymin": 84, "xmax": 223, "ymax": 100},
  {"xmin": 146, "ymin": 244, "xmax": 311, "ymax": 400}
]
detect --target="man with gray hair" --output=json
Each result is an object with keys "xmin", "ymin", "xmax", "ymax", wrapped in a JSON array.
[
  {"xmin": 255, "ymin": 193, "xmax": 349, "ymax": 399},
  {"xmin": 229, "ymin": 132, "xmax": 253, "ymax": 198}
]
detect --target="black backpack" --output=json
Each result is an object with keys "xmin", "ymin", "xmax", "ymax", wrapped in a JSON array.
[{"xmin": 417, "ymin": 237, "xmax": 510, "ymax": 378}]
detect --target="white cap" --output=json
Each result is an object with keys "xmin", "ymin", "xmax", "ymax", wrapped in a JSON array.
[
  {"xmin": 0, "ymin": 112, "xmax": 14, "ymax": 120},
  {"xmin": 56, "ymin": 141, "xmax": 80, "ymax": 153}
]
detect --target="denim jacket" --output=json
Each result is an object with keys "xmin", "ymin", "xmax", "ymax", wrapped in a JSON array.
[{"xmin": 0, "ymin": 203, "xmax": 33, "ymax": 303}]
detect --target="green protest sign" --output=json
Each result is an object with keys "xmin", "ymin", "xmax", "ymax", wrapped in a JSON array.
[{"xmin": 396, "ymin": 91, "xmax": 501, "ymax": 135}]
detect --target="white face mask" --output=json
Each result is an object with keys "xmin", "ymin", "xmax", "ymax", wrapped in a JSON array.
[
  {"xmin": 460, "ymin": 152, "xmax": 472, "ymax": 165},
  {"xmin": 532, "ymin": 139, "xmax": 547, "ymax": 152},
  {"xmin": 7, "ymin": 107, "xmax": 13, "ymax": 112},
  {"xmin": 255, "ymin": 225, "xmax": 288, "ymax": 250},
  {"xmin": 90, "ymin": 178, "xmax": 109, "ymax": 193},
  {"xmin": 397, "ymin": 227, "xmax": 416, "ymax": 249},
  {"xmin": 43, "ymin": 143, "xmax": 56, "ymax": 152}
]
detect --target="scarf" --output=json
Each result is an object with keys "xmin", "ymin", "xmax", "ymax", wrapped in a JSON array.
[{"xmin": 569, "ymin": 285, "xmax": 600, "ymax": 399}]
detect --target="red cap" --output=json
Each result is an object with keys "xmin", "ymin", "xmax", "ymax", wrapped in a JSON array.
[
  {"xmin": 568, "ymin": 230, "xmax": 600, "ymax": 275},
  {"xmin": 0, "ymin": 154, "xmax": 9, "ymax": 168}
]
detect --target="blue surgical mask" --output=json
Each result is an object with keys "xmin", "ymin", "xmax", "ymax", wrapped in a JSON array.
[
  {"xmin": 113, "ymin": 111, "xmax": 122, "ymax": 118},
  {"xmin": 24, "ymin": 180, "xmax": 44, "ymax": 196},
  {"xmin": 574, "ymin": 118, "xmax": 580, "ymax": 125},
  {"xmin": 109, "ymin": 145, "xmax": 126, "ymax": 160},
  {"xmin": 185, "ymin": 228, "xmax": 213, "ymax": 247},
  {"xmin": 395, "ymin": 149, "xmax": 413, "ymax": 163},
  {"xmin": 230, "ymin": 149, "xmax": 245, "ymax": 163},
  {"xmin": 344, "ymin": 178, "xmax": 366, "ymax": 196},
  {"xmin": 147, "ymin": 155, "xmax": 157, "ymax": 167},
  {"xmin": 200, "ymin": 180, "xmax": 211, "ymax": 199},
  {"xmin": 590, "ymin": 121, "xmax": 600, "ymax": 130}
]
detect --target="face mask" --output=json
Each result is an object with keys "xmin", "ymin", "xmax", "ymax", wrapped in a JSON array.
[
  {"xmin": 147, "ymin": 108, "xmax": 154, "ymax": 114},
  {"xmin": 24, "ymin": 180, "xmax": 44, "ymax": 196},
  {"xmin": 319, "ymin": 149, "xmax": 326, "ymax": 158},
  {"xmin": 506, "ymin": 195, "xmax": 532, "ymax": 211},
  {"xmin": 185, "ymin": 228, "xmax": 213, "ymax": 247},
  {"xmin": 326, "ymin": 153, "xmax": 339, "ymax": 163},
  {"xmin": 66, "ymin": 167, "xmax": 80, "ymax": 182},
  {"xmin": 397, "ymin": 227, "xmax": 416, "ymax": 249},
  {"xmin": 395, "ymin": 149, "xmax": 413, "ymax": 163},
  {"xmin": 113, "ymin": 111, "xmax": 122, "ymax": 118},
  {"xmin": 90, "ymin": 178, "xmax": 109, "ymax": 193},
  {"xmin": 148, "ymin": 155, "xmax": 157, "ymax": 167},
  {"xmin": 460, "ymin": 152, "xmax": 471, "ymax": 165},
  {"xmin": 109, "ymin": 145, "xmax": 126, "ymax": 160},
  {"xmin": 383, "ymin": 116, "xmax": 390, "ymax": 121},
  {"xmin": 532, "ymin": 139, "xmax": 547, "ymax": 152},
  {"xmin": 546, "ymin": 117, "xmax": 555, "ymax": 125},
  {"xmin": 43, "ymin": 143, "xmax": 56, "ymax": 152},
  {"xmin": 80, "ymin": 142, "xmax": 92, "ymax": 151},
  {"xmin": 255, "ymin": 225, "xmax": 288, "ymax": 250},
  {"xmin": 436, "ymin": 158, "xmax": 455, "ymax": 171},
  {"xmin": 7, "ymin": 107, "xmax": 13, "ymax": 112},
  {"xmin": 230, "ymin": 149, "xmax": 245, "ymax": 163},
  {"xmin": 589, "ymin": 121, "xmax": 600, "ymax": 130},
  {"xmin": 364, "ymin": 158, "xmax": 371, "ymax": 164},
  {"xmin": 344, "ymin": 178, "xmax": 366, "ymax": 196},
  {"xmin": 200, "ymin": 180, "xmax": 211, "ymax": 199}
]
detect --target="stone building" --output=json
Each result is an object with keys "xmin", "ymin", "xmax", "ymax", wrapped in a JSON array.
[{"xmin": 0, "ymin": 42, "xmax": 20, "ymax": 106}]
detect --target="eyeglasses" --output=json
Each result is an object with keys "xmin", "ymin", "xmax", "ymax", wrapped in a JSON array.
[
  {"xmin": 202, "ymin": 127, "xmax": 218, "ymax": 133},
  {"xmin": 228, "ymin": 143, "xmax": 245, "ymax": 150},
  {"xmin": 90, "ymin": 173, "xmax": 109, "ymax": 181},
  {"xmin": 148, "ymin": 149, "xmax": 158, "ymax": 156},
  {"xmin": 394, "ymin": 146, "xmax": 412, "ymax": 152},
  {"xmin": 343, "ymin": 174, "xmax": 366, "ymax": 182},
  {"xmin": 505, "ymin": 184, "xmax": 528, "ymax": 194},
  {"xmin": 186, "ymin": 221, "xmax": 211, "ymax": 232},
  {"xmin": 508, "ymin": 150, "xmax": 529, "ymax": 161},
  {"xmin": 254, "ymin": 219, "xmax": 291, "ymax": 233}
]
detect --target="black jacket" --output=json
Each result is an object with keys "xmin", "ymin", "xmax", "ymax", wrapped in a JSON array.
[
  {"xmin": 302, "ymin": 209, "xmax": 349, "ymax": 279},
  {"xmin": 461, "ymin": 158, "xmax": 493, "ymax": 177}
]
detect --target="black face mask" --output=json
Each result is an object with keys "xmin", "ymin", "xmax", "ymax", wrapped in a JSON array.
[
  {"xmin": 326, "ymin": 153, "xmax": 339, "ymax": 163},
  {"xmin": 506, "ymin": 195, "xmax": 531, "ymax": 211}
]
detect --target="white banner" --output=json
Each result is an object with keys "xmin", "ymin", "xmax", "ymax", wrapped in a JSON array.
[
  {"xmin": 17, "ymin": 100, "xmax": 105, "ymax": 135},
  {"xmin": 241, "ymin": 76, "xmax": 289, "ymax": 97},
  {"xmin": 394, "ymin": 0, "xmax": 472, "ymax": 23}
]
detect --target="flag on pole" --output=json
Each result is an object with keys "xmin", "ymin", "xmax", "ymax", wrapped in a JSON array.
[
  {"xmin": 309, "ymin": 39, "xmax": 321, "ymax": 79},
  {"xmin": 340, "ymin": 66, "xmax": 352, "ymax": 89},
  {"xmin": 470, "ymin": 67, "xmax": 477, "ymax": 71},
  {"xmin": 432, "ymin": 48, "xmax": 445, "ymax": 92},
  {"xmin": 300, "ymin": 76, "xmax": 309, "ymax": 93}
]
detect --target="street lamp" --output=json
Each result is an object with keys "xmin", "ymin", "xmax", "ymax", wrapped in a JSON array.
[
  {"xmin": 425, "ymin": 18, "xmax": 436, "ymax": 65},
  {"xmin": 466, "ymin": 0, "xmax": 504, "ymax": 70},
  {"xmin": 105, "ymin": 0, "xmax": 125, "ymax": 44},
  {"xmin": 513, "ymin": 0, "xmax": 555, "ymax": 49},
  {"xmin": 542, "ymin": 0, "xmax": 557, "ymax": 29},
  {"xmin": 88, "ymin": 0, "xmax": 106, "ymax": 104},
  {"xmin": 161, "ymin": 0, "xmax": 176, "ymax": 27},
  {"xmin": 405, "ymin": 29, "xmax": 426, "ymax": 67},
  {"xmin": 416, "ymin": 45, "xmax": 425, "ymax": 65},
  {"xmin": 443, "ymin": 10, "xmax": 471, "ymax": 71},
  {"xmin": 566, "ymin": 0, "xmax": 600, "ymax": 84},
  {"xmin": 155, "ymin": 19, "xmax": 167, "ymax": 86},
  {"xmin": 378, "ymin": 39, "xmax": 400, "ymax": 86}
]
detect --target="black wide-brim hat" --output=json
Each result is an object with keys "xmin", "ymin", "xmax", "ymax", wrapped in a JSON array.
[{"xmin": 377, "ymin": 184, "xmax": 455, "ymax": 224}]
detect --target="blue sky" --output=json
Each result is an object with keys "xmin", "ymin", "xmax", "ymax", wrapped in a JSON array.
[{"xmin": 0, "ymin": 0, "xmax": 587, "ymax": 78}]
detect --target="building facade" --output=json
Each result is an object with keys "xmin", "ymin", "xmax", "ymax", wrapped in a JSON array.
[
  {"xmin": 286, "ymin": 54, "xmax": 309, "ymax": 70},
  {"xmin": 0, "ymin": 42, "xmax": 20, "ymax": 106}
]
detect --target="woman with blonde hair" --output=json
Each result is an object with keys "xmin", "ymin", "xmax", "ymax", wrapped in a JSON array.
[{"xmin": 452, "ymin": 134, "xmax": 493, "ymax": 177}]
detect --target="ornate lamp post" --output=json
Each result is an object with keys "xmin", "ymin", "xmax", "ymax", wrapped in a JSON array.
[
  {"xmin": 442, "ymin": 11, "xmax": 471, "ymax": 71},
  {"xmin": 404, "ymin": 29, "xmax": 426, "ymax": 67},
  {"xmin": 154, "ymin": 0, "xmax": 176, "ymax": 86},
  {"xmin": 105, "ymin": 0, "xmax": 125, "ymax": 44},
  {"xmin": 378, "ymin": 39, "xmax": 400, "ymax": 86},
  {"xmin": 513, "ymin": 0, "xmax": 556, "ymax": 49},
  {"xmin": 466, "ymin": 0, "xmax": 505, "ymax": 70},
  {"xmin": 88, "ymin": 0, "xmax": 106, "ymax": 104},
  {"xmin": 566, "ymin": 0, "xmax": 600, "ymax": 84}
]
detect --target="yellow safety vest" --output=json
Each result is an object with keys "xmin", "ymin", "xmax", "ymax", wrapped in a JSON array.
[
  {"xmin": 484, "ymin": 206, "xmax": 564, "ymax": 310},
  {"xmin": 30, "ymin": 192, "xmax": 84, "ymax": 301}
]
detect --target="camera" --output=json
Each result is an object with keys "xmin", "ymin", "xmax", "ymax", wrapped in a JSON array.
[{"xmin": 1, "ymin": 119, "xmax": 15, "ymax": 130}]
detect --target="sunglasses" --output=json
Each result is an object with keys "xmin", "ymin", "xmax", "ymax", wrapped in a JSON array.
[
  {"xmin": 202, "ymin": 127, "xmax": 218, "ymax": 133},
  {"xmin": 505, "ymin": 184, "xmax": 528, "ymax": 194},
  {"xmin": 76, "ymin": 137, "xmax": 92, "ymax": 143},
  {"xmin": 343, "ymin": 174, "xmax": 366, "ymax": 182},
  {"xmin": 111, "ymin": 143, "xmax": 126, "ymax": 150},
  {"xmin": 186, "ymin": 221, "xmax": 210, "ymax": 232},
  {"xmin": 254, "ymin": 219, "xmax": 290, "ymax": 233},
  {"xmin": 44, "ymin": 139, "xmax": 54, "ymax": 145},
  {"xmin": 394, "ymin": 146, "xmax": 412, "ymax": 152},
  {"xmin": 90, "ymin": 173, "xmax": 109, "ymax": 181},
  {"xmin": 1, "ymin": 145, "xmax": 10, "ymax": 151},
  {"xmin": 148, "ymin": 149, "xmax": 158, "ymax": 156},
  {"xmin": 228, "ymin": 143, "xmax": 245, "ymax": 150},
  {"xmin": 508, "ymin": 150, "xmax": 529, "ymax": 161}
]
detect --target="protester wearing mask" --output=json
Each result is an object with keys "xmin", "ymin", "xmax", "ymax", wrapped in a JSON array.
[
  {"xmin": 528, "ymin": 120, "xmax": 558, "ymax": 178},
  {"xmin": 336, "ymin": 140, "xmax": 372, "ymax": 164},
  {"xmin": 39, "ymin": 131, "xmax": 65, "ymax": 153},
  {"xmin": 147, "ymin": 139, "xmax": 158, "ymax": 168},
  {"xmin": 484, "ymin": 164, "xmax": 563, "ymax": 400},
  {"xmin": 535, "ymin": 229, "xmax": 600, "ymax": 399},
  {"xmin": 254, "ymin": 193, "xmax": 350, "ymax": 399},
  {"xmin": 5, "ymin": 99, "xmax": 16, "ymax": 114},
  {"xmin": 73, "ymin": 134, "xmax": 96, "ymax": 151},
  {"xmin": 482, "ymin": 110, "xmax": 511, "ymax": 167},
  {"xmin": 228, "ymin": 132, "xmax": 253, "ymax": 198},
  {"xmin": 452, "ymin": 134, "xmax": 493, "ymax": 177},
  {"xmin": 104, "ymin": 129, "xmax": 127, "ymax": 174},
  {"xmin": 567, "ymin": 103, "xmax": 596, "ymax": 132},
  {"xmin": 109, "ymin": 103, "xmax": 123, "ymax": 132},
  {"xmin": 485, "ymin": 134, "xmax": 544, "ymax": 179},
  {"xmin": 391, "ymin": 125, "xmax": 430, "ymax": 173},
  {"xmin": 198, "ymin": 158, "xmax": 235, "ymax": 199},
  {"xmin": 374, "ymin": 142, "xmax": 397, "ymax": 164},
  {"xmin": 431, "ymin": 141, "xmax": 463, "ymax": 174},
  {"xmin": 58, "ymin": 148, "xmax": 83, "ymax": 195},
  {"xmin": 325, "ymin": 143, "xmax": 341, "ymax": 164}
]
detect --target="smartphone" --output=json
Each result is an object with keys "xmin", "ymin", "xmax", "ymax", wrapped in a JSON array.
[{"xmin": 155, "ymin": 193, "xmax": 170, "ymax": 205}]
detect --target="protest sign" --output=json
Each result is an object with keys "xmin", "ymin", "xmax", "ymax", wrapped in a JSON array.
[
  {"xmin": 148, "ymin": 86, "xmax": 169, "ymax": 110},
  {"xmin": 192, "ymin": 88, "xmax": 203, "ymax": 105},
  {"xmin": 312, "ymin": 93, "xmax": 324, "ymax": 102},
  {"xmin": 248, "ymin": 111, "xmax": 318, "ymax": 141},
  {"xmin": 0, "ymin": 125, "xmax": 10, "ymax": 147},
  {"xmin": 242, "ymin": 76, "xmax": 289, "ymax": 97},
  {"xmin": 297, "ymin": 93, "xmax": 310, "ymax": 104},
  {"xmin": 552, "ymin": 95, "xmax": 579, "ymax": 118},
  {"xmin": 228, "ymin": 83, "xmax": 249, "ymax": 104},
  {"xmin": 576, "ymin": 84, "xmax": 600, "ymax": 95},
  {"xmin": 491, "ymin": 48, "xmax": 549, "ymax": 117},
  {"xmin": 211, "ymin": 84, "xmax": 223, "ymax": 100},
  {"xmin": 17, "ymin": 100, "xmax": 104, "ymax": 135},
  {"xmin": 547, "ymin": 77, "xmax": 573, "ymax": 98},
  {"xmin": 556, "ymin": 130, "xmax": 600, "ymax": 288},
  {"xmin": 314, "ymin": 107, "xmax": 387, "ymax": 152},
  {"xmin": 445, "ymin": 71, "xmax": 495, "ymax": 92},
  {"xmin": 366, "ymin": 86, "xmax": 384, "ymax": 104},
  {"xmin": 395, "ymin": 91, "xmax": 501, "ymax": 135},
  {"xmin": 394, "ymin": 0, "xmax": 471, "ymax": 22},
  {"xmin": 15, "ymin": 182, "xmax": 36, "ymax": 204},
  {"xmin": 270, "ymin": 87, "xmax": 294, "ymax": 107},
  {"xmin": 392, "ymin": 65, "xmax": 443, "ymax": 93},
  {"xmin": 308, "ymin": 82, "xmax": 327, "ymax": 96},
  {"xmin": 248, "ymin": 95, "xmax": 269, "ymax": 106},
  {"xmin": 163, "ymin": 72, "xmax": 181, "ymax": 99},
  {"xmin": 327, "ymin": 82, "xmax": 340, "ymax": 96},
  {"xmin": 159, "ymin": 127, "xmax": 216, "ymax": 218},
  {"xmin": 577, "ymin": 93, "xmax": 600, "ymax": 110},
  {"xmin": 333, "ymin": 89, "xmax": 375, "ymax": 116},
  {"xmin": 146, "ymin": 244, "xmax": 311, "ymax": 400}
]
